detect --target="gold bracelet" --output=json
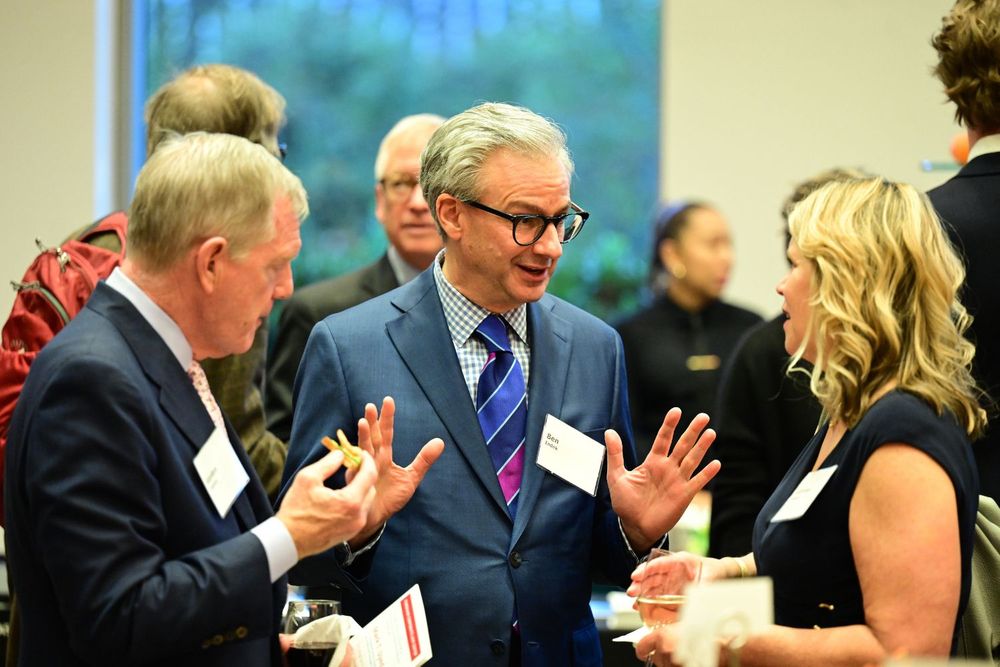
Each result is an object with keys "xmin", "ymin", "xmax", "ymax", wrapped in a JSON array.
[{"xmin": 728, "ymin": 556, "xmax": 750, "ymax": 578}]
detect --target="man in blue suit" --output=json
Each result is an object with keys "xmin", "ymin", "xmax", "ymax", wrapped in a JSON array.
[
  {"xmin": 4, "ymin": 133, "xmax": 385, "ymax": 666},
  {"xmin": 930, "ymin": 0, "xmax": 1000, "ymax": 500},
  {"xmin": 282, "ymin": 102, "xmax": 720, "ymax": 665}
]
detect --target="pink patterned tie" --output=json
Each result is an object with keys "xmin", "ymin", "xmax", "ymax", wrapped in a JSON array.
[{"xmin": 187, "ymin": 360, "xmax": 226, "ymax": 432}]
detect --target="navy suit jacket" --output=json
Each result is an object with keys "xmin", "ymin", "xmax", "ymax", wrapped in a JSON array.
[
  {"xmin": 929, "ymin": 151, "xmax": 1000, "ymax": 499},
  {"xmin": 281, "ymin": 269, "xmax": 642, "ymax": 666},
  {"xmin": 4, "ymin": 284, "xmax": 286, "ymax": 666}
]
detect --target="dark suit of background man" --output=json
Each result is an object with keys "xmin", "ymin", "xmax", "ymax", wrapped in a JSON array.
[
  {"xmin": 265, "ymin": 113, "xmax": 445, "ymax": 442},
  {"xmin": 930, "ymin": 0, "xmax": 1000, "ymax": 499},
  {"xmin": 4, "ymin": 133, "xmax": 382, "ymax": 666},
  {"xmin": 280, "ymin": 102, "xmax": 720, "ymax": 665}
]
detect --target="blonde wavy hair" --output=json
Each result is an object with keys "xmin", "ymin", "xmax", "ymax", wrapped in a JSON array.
[{"xmin": 787, "ymin": 177, "xmax": 986, "ymax": 437}]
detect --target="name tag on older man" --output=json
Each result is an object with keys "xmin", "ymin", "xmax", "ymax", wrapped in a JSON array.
[
  {"xmin": 536, "ymin": 414, "xmax": 605, "ymax": 496},
  {"xmin": 770, "ymin": 465, "xmax": 838, "ymax": 523},
  {"xmin": 194, "ymin": 426, "xmax": 250, "ymax": 518}
]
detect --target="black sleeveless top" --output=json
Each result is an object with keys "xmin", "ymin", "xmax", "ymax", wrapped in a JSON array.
[{"xmin": 753, "ymin": 391, "xmax": 978, "ymax": 649}]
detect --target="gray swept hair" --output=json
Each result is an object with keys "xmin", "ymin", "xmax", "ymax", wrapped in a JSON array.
[{"xmin": 420, "ymin": 102, "xmax": 573, "ymax": 233}]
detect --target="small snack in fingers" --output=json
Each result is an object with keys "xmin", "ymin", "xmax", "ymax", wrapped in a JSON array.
[{"xmin": 321, "ymin": 429, "xmax": 363, "ymax": 469}]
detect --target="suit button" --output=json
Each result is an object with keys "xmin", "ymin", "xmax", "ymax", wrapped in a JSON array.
[
  {"xmin": 490, "ymin": 639, "xmax": 506, "ymax": 656},
  {"xmin": 235, "ymin": 626, "xmax": 248, "ymax": 639},
  {"xmin": 212, "ymin": 634, "xmax": 224, "ymax": 646},
  {"xmin": 509, "ymin": 551, "xmax": 523, "ymax": 568}
]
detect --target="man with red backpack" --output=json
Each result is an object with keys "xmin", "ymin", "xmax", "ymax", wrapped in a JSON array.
[{"xmin": 0, "ymin": 64, "xmax": 290, "ymax": 507}]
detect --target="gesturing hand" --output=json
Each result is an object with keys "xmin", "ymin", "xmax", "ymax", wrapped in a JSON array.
[
  {"xmin": 606, "ymin": 408, "xmax": 720, "ymax": 552},
  {"xmin": 352, "ymin": 397, "xmax": 445, "ymax": 545}
]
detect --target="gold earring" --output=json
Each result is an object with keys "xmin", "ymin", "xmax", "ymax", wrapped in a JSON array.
[{"xmin": 670, "ymin": 264, "xmax": 687, "ymax": 280}]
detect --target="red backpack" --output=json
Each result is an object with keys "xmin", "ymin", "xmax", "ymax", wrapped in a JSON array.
[{"xmin": 0, "ymin": 212, "xmax": 128, "ymax": 522}]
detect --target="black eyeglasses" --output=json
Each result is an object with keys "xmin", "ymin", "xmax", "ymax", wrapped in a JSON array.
[{"xmin": 462, "ymin": 200, "xmax": 589, "ymax": 246}]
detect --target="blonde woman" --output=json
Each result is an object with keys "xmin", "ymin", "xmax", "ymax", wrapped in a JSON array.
[{"xmin": 634, "ymin": 177, "xmax": 984, "ymax": 665}]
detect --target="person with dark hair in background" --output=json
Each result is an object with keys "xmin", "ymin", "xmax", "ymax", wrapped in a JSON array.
[
  {"xmin": 708, "ymin": 167, "xmax": 866, "ymax": 558},
  {"xmin": 616, "ymin": 202, "xmax": 761, "ymax": 460},
  {"xmin": 265, "ymin": 113, "xmax": 445, "ymax": 443},
  {"xmin": 930, "ymin": 0, "xmax": 1000, "ymax": 500}
]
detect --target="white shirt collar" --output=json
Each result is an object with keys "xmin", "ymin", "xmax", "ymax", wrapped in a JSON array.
[
  {"xmin": 967, "ymin": 133, "xmax": 1000, "ymax": 163},
  {"xmin": 105, "ymin": 267, "xmax": 193, "ymax": 370}
]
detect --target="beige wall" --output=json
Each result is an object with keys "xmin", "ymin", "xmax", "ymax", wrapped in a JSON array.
[
  {"xmin": 662, "ymin": 0, "xmax": 960, "ymax": 317},
  {"xmin": 0, "ymin": 1, "xmax": 963, "ymax": 321},
  {"xmin": 0, "ymin": 1, "xmax": 112, "ymax": 319}
]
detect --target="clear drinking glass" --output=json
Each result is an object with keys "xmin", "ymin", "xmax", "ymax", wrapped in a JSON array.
[
  {"xmin": 636, "ymin": 549, "xmax": 702, "ymax": 666},
  {"xmin": 283, "ymin": 598, "xmax": 341, "ymax": 667}
]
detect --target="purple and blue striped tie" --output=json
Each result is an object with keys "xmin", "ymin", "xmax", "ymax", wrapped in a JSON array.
[{"xmin": 475, "ymin": 314, "xmax": 527, "ymax": 518}]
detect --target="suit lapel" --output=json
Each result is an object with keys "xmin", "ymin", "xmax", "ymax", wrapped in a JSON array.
[
  {"xmin": 512, "ymin": 297, "xmax": 573, "ymax": 544},
  {"xmin": 385, "ymin": 271, "xmax": 511, "ymax": 516},
  {"xmin": 89, "ymin": 284, "xmax": 263, "ymax": 531},
  {"xmin": 89, "ymin": 284, "xmax": 211, "ymax": 452}
]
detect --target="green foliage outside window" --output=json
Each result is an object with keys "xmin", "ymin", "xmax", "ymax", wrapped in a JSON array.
[{"xmin": 145, "ymin": 0, "xmax": 660, "ymax": 322}]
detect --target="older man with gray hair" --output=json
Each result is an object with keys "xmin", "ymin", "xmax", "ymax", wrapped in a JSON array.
[
  {"xmin": 282, "ymin": 102, "xmax": 718, "ymax": 666},
  {"xmin": 4, "ymin": 133, "xmax": 389, "ymax": 667}
]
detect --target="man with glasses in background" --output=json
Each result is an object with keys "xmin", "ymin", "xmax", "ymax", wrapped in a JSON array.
[
  {"xmin": 280, "ymin": 102, "xmax": 719, "ymax": 666},
  {"xmin": 265, "ymin": 114, "xmax": 445, "ymax": 442}
]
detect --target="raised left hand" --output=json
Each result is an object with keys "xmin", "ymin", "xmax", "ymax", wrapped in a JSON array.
[{"xmin": 606, "ymin": 408, "xmax": 720, "ymax": 551}]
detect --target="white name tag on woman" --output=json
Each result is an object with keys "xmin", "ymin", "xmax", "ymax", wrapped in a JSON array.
[{"xmin": 770, "ymin": 465, "xmax": 838, "ymax": 523}]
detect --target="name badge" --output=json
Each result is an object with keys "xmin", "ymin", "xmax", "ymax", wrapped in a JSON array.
[
  {"xmin": 536, "ymin": 414, "xmax": 605, "ymax": 496},
  {"xmin": 193, "ymin": 426, "xmax": 249, "ymax": 519},
  {"xmin": 769, "ymin": 465, "xmax": 837, "ymax": 523}
]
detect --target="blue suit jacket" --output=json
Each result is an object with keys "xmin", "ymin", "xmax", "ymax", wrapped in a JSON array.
[
  {"xmin": 282, "ymin": 269, "xmax": 642, "ymax": 666},
  {"xmin": 928, "ymin": 151, "xmax": 1000, "ymax": 499},
  {"xmin": 4, "ymin": 284, "xmax": 285, "ymax": 666}
]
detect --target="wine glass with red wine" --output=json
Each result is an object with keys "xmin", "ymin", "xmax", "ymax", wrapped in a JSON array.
[{"xmin": 283, "ymin": 599, "xmax": 341, "ymax": 667}]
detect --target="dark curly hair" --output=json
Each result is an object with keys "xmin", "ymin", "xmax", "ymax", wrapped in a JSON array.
[{"xmin": 932, "ymin": 0, "xmax": 1000, "ymax": 131}]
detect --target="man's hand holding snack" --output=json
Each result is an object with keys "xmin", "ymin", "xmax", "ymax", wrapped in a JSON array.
[{"xmin": 275, "ymin": 443, "xmax": 378, "ymax": 559}]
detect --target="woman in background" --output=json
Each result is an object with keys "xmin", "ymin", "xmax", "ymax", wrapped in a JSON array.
[
  {"xmin": 616, "ymin": 202, "xmax": 761, "ymax": 460},
  {"xmin": 634, "ymin": 177, "xmax": 983, "ymax": 665}
]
